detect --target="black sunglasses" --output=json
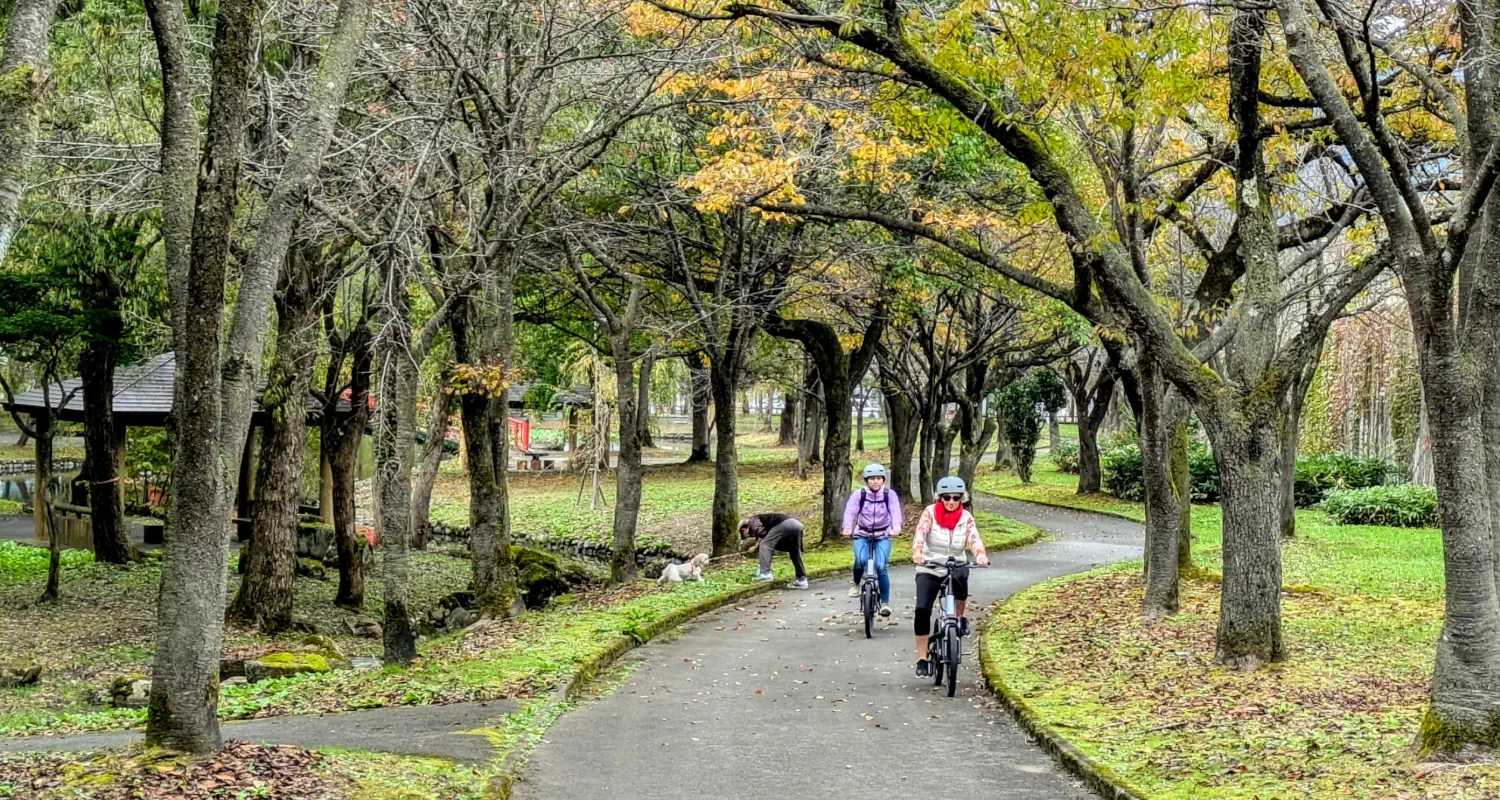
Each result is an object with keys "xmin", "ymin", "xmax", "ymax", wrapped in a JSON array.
[{"xmin": 939, "ymin": 494, "xmax": 963, "ymax": 502}]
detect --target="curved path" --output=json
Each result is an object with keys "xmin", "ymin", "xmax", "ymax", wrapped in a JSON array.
[{"xmin": 514, "ymin": 495, "xmax": 1141, "ymax": 800}]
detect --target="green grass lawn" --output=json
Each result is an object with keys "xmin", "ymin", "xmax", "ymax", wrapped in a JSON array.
[
  {"xmin": 980, "ymin": 462, "xmax": 1473, "ymax": 798},
  {"xmin": 976, "ymin": 462, "xmax": 1443, "ymax": 600}
]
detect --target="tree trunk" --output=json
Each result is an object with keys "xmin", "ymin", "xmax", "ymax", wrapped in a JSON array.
[
  {"xmin": 709, "ymin": 360, "xmax": 741, "ymax": 557},
  {"xmin": 1208, "ymin": 419, "xmax": 1285, "ymax": 669},
  {"xmin": 956, "ymin": 413, "xmax": 997, "ymax": 491},
  {"xmin": 1048, "ymin": 410, "xmax": 1061, "ymax": 453},
  {"xmin": 777, "ymin": 392, "xmax": 798, "ymax": 447},
  {"xmin": 229, "ymin": 248, "xmax": 320, "ymax": 632},
  {"xmin": 1140, "ymin": 360, "xmax": 1184, "ymax": 619},
  {"xmin": 637, "ymin": 350, "xmax": 655, "ymax": 449},
  {"xmin": 1280, "ymin": 353, "xmax": 1321, "ymax": 539},
  {"xmin": 856, "ymin": 387, "xmax": 866, "ymax": 453},
  {"xmin": 33, "ymin": 406, "xmax": 58, "ymax": 602},
  {"xmin": 993, "ymin": 405, "xmax": 1013, "ymax": 471},
  {"xmin": 411, "ymin": 385, "xmax": 452, "ymax": 551},
  {"xmin": 610, "ymin": 338, "xmax": 644, "ymax": 583},
  {"xmin": 0, "ymin": 0, "xmax": 65, "ymax": 270},
  {"xmin": 145, "ymin": 0, "xmax": 259, "ymax": 752},
  {"xmin": 1419, "ymin": 347, "xmax": 1500, "ymax": 751},
  {"xmin": 688, "ymin": 353, "xmax": 712, "ymax": 462},
  {"xmin": 806, "ymin": 388, "xmax": 823, "ymax": 464},
  {"xmin": 374, "ymin": 290, "xmax": 419, "ymax": 665},
  {"xmin": 78, "ymin": 287, "xmax": 139, "ymax": 564},
  {"xmin": 917, "ymin": 404, "xmax": 938, "ymax": 506},
  {"xmin": 936, "ymin": 415, "xmax": 957, "ymax": 480},
  {"xmin": 1169, "ymin": 414, "xmax": 1193, "ymax": 573},
  {"xmin": 881, "ymin": 379, "xmax": 918, "ymax": 503},
  {"xmin": 1076, "ymin": 407, "xmax": 1102, "ymax": 493},
  {"xmin": 327, "ymin": 332, "xmax": 372, "ymax": 610}
]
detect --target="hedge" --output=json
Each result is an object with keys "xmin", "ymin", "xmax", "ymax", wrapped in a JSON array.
[
  {"xmin": 1318, "ymin": 484, "xmax": 1437, "ymax": 528},
  {"xmin": 1100, "ymin": 444, "xmax": 1390, "ymax": 508}
]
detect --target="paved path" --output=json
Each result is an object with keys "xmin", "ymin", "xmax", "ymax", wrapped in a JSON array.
[
  {"xmin": 514, "ymin": 494, "xmax": 1142, "ymax": 800},
  {"xmin": 0, "ymin": 700, "xmax": 515, "ymax": 762}
]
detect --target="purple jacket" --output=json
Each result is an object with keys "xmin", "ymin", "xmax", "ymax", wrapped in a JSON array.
[{"xmin": 842, "ymin": 488, "xmax": 902, "ymax": 538}]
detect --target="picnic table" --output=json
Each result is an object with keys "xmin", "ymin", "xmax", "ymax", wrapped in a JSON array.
[{"xmin": 513, "ymin": 449, "xmax": 562, "ymax": 472}]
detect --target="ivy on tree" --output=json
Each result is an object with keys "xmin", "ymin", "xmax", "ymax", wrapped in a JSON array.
[{"xmin": 996, "ymin": 368, "xmax": 1066, "ymax": 484}]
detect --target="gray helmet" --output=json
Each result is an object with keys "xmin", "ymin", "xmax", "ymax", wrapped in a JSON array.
[
  {"xmin": 935, "ymin": 476, "xmax": 967, "ymax": 497},
  {"xmin": 862, "ymin": 463, "xmax": 887, "ymax": 480}
]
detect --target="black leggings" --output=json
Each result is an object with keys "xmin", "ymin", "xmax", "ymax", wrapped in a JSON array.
[{"xmin": 913, "ymin": 570, "xmax": 969, "ymax": 637}]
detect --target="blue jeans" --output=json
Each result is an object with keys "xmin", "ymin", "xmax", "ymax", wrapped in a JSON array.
[{"xmin": 852, "ymin": 537, "xmax": 892, "ymax": 604}]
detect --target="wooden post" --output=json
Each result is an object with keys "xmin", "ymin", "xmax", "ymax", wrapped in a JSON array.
[
  {"xmin": 32, "ymin": 415, "xmax": 45, "ymax": 544},
  {"xmin": 114, "ymin": 419, "xmax": 128, "ymax": 509},
  {"xmin": 319, "ymin": 447, "xmax": 335, "ymax": 524},
  {"xmin": 566, "ymin": 406, "xmax": 578, "ymax": 453}
]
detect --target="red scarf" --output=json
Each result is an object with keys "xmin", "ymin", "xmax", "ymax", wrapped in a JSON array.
[{"xmin": 935, "ymin": 502, "xmax": 964, "ymax": 531}]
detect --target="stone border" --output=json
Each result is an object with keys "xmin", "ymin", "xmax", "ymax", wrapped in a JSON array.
[
  {"xmin": 486, "ymin": 526, "xmax": 1045, "ymax": 799},
  {"xmin": 977, "ymin": 589, "xmax": 1150, "ymax": 800}
]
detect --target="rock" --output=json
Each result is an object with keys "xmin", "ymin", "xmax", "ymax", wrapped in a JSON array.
[
  {"xmin": 296, "ymin": 521, "xmax": 335, "ymax": 561},
  {"xmin": 109, "ymin": 676, "xmax": 151, "ymax": 708},
  {"xmin": 296, "ymin": 558, "xmax": 327, "ymax": 581},
  {"xmin": 287, "ymin": 619, "xmax": 321, "ymax": 635},
  {"xmin": 447, "ymin": 607, "xmax": 479, "ymax": 631},
  {"xmin": 0, "ymin": 663, "xmax": 41, "ymax": 688},
  {"xmin": 220, "ymin": 658, "xmax": 246, "ymax": 679},
  {"xmin": 221, "ymin": 676, "xmax": 249, "ymax": 688},
  {"xmin": 642, "ymin": 558, "xmax": 668, "ymax": 581},
  {"xmin": 296, "ymin": 634, "xmax": 345, "ymax": 661},
  {"xmin": 345, "ymin": 615, "xmax": 382, "ymax": 639},
  {"xmin": 438, "ymin": 591, "xmax": 475, "ymax": 611},
  {"xmin": 348, "ymin": 656, "xmax": 383, "ymax": 671},
  {"xmin": 244, "ymin": 652, "xmax": 337, "ymax": 683}
]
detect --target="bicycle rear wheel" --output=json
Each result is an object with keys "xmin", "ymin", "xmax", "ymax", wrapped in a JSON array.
[{"xmin": 945, "ymin": 629, "xmax": 961, "ymax": 696}]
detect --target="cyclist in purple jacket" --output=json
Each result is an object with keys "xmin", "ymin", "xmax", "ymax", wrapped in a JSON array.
[{"xmin": 842, "ymin": 463, "xmax": 902, "ymax": 617}]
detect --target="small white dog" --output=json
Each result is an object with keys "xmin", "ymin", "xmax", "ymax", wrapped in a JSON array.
[{"xmin": 658, "ymin": 553, "xmax": 710, "ymax": 583}]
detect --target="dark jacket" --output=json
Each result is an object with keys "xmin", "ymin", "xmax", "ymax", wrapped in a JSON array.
[{"xmin": 741, "ymin": 513, "xmax": 792, "ymax": 539}]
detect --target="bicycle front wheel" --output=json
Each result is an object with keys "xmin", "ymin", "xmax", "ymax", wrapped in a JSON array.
[
  {"xmin": 862, "ymin": 585, "xmax": 875, "ymax": 638},
  {"xmin": 945, "ymin": 629, "xmax": 962, "ymax": 697}
]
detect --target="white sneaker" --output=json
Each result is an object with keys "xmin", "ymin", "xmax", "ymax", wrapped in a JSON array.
[
  {"xmin": 848, "ymin": 585, "xmax": 861, "ymax": 598},
  {"xmin": 879, "ymin": 603, "xmax": 892, "ymax": 617},
  {"xmin": 752, "ymin": 570, "xmax": 774, "ymax": 583},
  {"xmin": 790, "ymin": 577, "xmax": 809, "ymax": 589}
]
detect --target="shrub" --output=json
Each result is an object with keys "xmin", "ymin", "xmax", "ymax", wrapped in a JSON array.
[
  {"xmin": 1319, "ymin": 484, "xmax": 1437, "ymax": 528},
  {"xmin": 1102, "ymin": 442, "xmax": 1220, "ymax": 503},
  {"xmin": 1188, "ymin": 445, "xmax": 1220, "ymax": 503},
  {"xmin": 1101, "ymin": 444, "xmax": 1144, "ymax": 501},
  {"xmin": 1051, "ymin": 441, "xmax": 1080, "ymax": 474},
  {"xmin": 1293, "ymin": 454, "xmax": 1390, "ymax": 507}
]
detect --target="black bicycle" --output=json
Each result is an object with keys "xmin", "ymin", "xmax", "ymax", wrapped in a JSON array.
[
  {"xmin": 859, "ymin": 556, "xmax": 880, "ymax": 638},
  {"xmin": 925, "ymin": 556, "xmax": 981, "ymax": 697}
]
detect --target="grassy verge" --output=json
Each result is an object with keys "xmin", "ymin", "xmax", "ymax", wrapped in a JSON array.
[
  {"xmin": 978, "ymin": 463, "xmax": 1471, "ymax": 797},
  {"xmin": 982, "ymin": 567, "xmax": 1488, "ymax": 799}
]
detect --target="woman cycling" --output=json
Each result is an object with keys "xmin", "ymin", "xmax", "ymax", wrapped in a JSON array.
[
  {"xmin": 910, "ymin": 476, "xmax": 988, "ymax": 678},
  {"xmin": 842, "ymin": 463, "xmax": 902, "ymax": 617}
]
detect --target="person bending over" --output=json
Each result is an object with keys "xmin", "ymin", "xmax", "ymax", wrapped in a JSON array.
[{"xmin": 740, "ymin": 513, "xmax": 809, "ymax": 588}]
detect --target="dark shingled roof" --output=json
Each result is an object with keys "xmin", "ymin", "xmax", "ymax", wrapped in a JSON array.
[
  {"xmin": 1, "ymin": 353, "xmax": 323, "ymax": 425},
  {"xmin": 2, "ymin": 353, "xmax": 594, "ymax": 425}
]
